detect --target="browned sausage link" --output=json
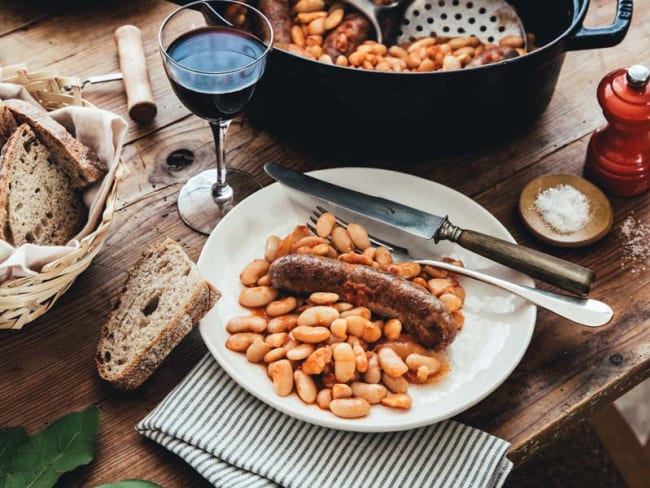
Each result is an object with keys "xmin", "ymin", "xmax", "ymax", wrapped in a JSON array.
[
  {"xmin": 269, "ymin": 254, "xmax": 457, "ymax": 349},
  {"xmin": 257, "ymin": 0, "xmax": 293, "ymax": 44},
  {"xmin": 467, "ymin": 46, "xmax": 519, "ymax": 67},
  {"xmin": 323, "ymin": 13, "xmax": 372, "ymax": 59}
]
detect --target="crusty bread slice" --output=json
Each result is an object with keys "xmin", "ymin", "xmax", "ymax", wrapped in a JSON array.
[
  {"xmin": 96, "ymin": 239, "xmax": 220, "ymax": 390},
  {"xmin": 0, "ymin": 123, "xmax": 87, "ymax": 246},
  {"xmin": 0, "ymin": 105, "xmax": 17, "ymax": 149},
  {"xmin": 4, "ymin": 98, "xmax": 106, "ymax": 189}
]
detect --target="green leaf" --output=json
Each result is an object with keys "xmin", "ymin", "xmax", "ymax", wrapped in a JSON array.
[
  {"xmin": 94, "ymin": 481, "xmax": 163, "ymax": 488},
  {"xmin": 4, "ymin": 406, "xmax": 100, "ymax": 488},
  {"xmin": 0, "ymin": 427, "xmax": 29, "ymax": 486}
]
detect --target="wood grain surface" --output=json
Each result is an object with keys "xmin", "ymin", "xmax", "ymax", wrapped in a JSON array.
[{"xmin": 0, "ymin": 0, "xmax": 648, "ymax": 486}]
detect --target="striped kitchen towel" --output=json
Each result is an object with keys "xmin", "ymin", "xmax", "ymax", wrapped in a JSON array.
[{"xmin": 137, "ymin": 354, "xmax": 512, "ymax": 488}]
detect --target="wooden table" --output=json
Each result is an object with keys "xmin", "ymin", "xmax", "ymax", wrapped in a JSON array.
[{"xmin": 0, "ymin": 0, "xmax": 648, "ymax": 486}]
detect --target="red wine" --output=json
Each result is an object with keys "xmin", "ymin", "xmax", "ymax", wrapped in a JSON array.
[{"xmin": 165, "ymin": 26, "xmax": 266, "ymax": 121}]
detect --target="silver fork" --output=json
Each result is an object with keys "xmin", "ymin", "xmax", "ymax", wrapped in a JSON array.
[{"xmin": 309, "ymin": 207, "xmax": 613, "ymax": 328}]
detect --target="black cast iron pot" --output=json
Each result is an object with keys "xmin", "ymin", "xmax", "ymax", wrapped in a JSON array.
[{"xmin": 249, "ymin": 0, "xmax": 633, "ymax": 152}]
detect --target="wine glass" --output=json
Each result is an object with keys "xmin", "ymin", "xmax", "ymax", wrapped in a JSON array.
[{"xmin": 159, "ymin": 0, "xmax": 273, "ymax": 234}]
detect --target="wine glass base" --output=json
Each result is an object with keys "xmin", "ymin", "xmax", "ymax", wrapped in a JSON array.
[{"xmin": 177, "ymin": 168, "xmax": 262, "ymax": 235}]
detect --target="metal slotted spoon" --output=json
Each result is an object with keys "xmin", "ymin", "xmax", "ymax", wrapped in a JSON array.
[{"xmin": 344, "ymin": 0, "xmax": 525, "ymax": 46}]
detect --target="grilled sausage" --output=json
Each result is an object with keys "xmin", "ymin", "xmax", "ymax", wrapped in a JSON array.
[
  {"xmin": 269, "ymin": 254, "xmax": 457, "ymax": 349},
  {"xmin": 323, "ymin": 13, "xmax": 372, "ymax": 59},
  {"xmin": 257, "ymin": 0, "xmax": 293, "ymax": 44},
  {"xmin": 468, "ymin": 46, "xmax": 519, "ymax": 67}
]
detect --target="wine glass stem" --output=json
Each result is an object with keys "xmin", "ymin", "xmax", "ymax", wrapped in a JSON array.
[{"xmin": 210, "ymin": 119, "xmax": 233, "ymax": 204}]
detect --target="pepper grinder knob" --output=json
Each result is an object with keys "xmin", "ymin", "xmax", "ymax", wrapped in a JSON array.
[{"xmin": 626, "ymin": 64, "xmax": 650, "ymax": 88}]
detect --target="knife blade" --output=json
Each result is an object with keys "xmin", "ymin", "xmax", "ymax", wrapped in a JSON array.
[
  {"xmin": 264, "ymin": 162, "xmax": 447, "ymax": 241},
  {"xmin": 264, "ymin": 163, "xmax": 597, "ymax": 296}
]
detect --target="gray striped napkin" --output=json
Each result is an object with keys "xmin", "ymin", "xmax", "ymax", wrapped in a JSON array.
[{"xmin": 137, "ymin": 354, "xmax": 512, "ymax": 488}]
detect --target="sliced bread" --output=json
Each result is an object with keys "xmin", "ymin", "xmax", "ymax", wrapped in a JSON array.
[
  {"xmin": 0, "ymin": 105, "xmax": 17, "ymax": 149},
  {"xmin": 0, "ymin": 123, "xmax": 87, "ymax": 246},
  {"xmin": 4, "ymin": 98, "xmax": 106, "ymax": 189},
  {"xmin": 96, "ymin": 239, "xmax": 220, "ymax": 390}
]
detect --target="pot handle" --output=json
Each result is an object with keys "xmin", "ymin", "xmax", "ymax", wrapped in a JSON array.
[{"xmin": 565, "ymin": 0, "xmax": 633, "ymax": 51}]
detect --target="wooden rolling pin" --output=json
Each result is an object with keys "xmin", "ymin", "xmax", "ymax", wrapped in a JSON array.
[{"xmin": 114, "ymin": 25, "xmax": 157, "ymax": 123}]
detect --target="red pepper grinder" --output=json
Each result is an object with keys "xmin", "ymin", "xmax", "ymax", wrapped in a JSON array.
[{"xmin": 585, "ymin": 64, "xmax": 650, "ymax": 197}]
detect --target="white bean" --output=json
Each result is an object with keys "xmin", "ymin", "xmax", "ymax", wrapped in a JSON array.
[
  {"xmin": 330, "ymin": 398, "xmax": 370, "ymax": 418},
  {"xmin": 439, "ymin": 293, "xmax": 462, "ymax": 313},
  {"xmin": 294, "ymin": 370, "xmax": 317, "ymax": 403},
  {"xmin": 239, "ymin": 286, "xmax": 279, "ymax": 308},
  {"xmin": 381, "ymin": 372, "xmax": 409, "ymax": 393},
  {"xmin": 333, "ymin": 343, "xmax": 355, "ymax": 383},
  {"xmin": 347, "ymin": 223, "xmax": 371, "ymax": 250},
  {"xmin": 309, "ymin": 292, "xmax": 340, "ymax": 304},
  {"xmin": 387, "ymin": 262, "xmax": 421, "ymax": 279},
  {"xmin": 246, "ymin": 337, "xmax": 272, "ymax": 363},
  {"xmin": 442, "ymin": 55, "xmax": 462, "ymax": 71},
  {"xmin": 270, "ymin": 359, "xmax": 294, "ymax": 396},
  {"xmin": 377, "ymin": 347, "xmax": 409, "ymax": 377},
  {"xmin": 265, "ymin": 332, "xmax": 289, "ymax": 348},
  {"xmin": 352, "ymin": 342, "xmax": 368, "ymax": 373},
  {"xmin": 331, "ymin": 227, "xmax": 354, "ymax": 253},
  {"xmin": 330, "ymin": 318, "xmax": 348, "ymax": 339},
  {"xmin": 266, "ymin": 296, "xmax": 298, "ymax": 317},
  {"xmin": 286, "ymin": 343, "xmax": 315, "ymax": 361},
  {"xmin": 226, "ymin": 315, "xmax": 267, "ymax": 333},
  {"xmin": 226, "ymin": 333, "xmax": 262, "ymax": 352},
  {"xmin": 383, "ymin": 319, "xmax": 402, "ymax": 340},
  {"xmin": 340, "ymin": 307, "xmax": 371, "ymax": 319},
  {"xmin": 292, "ymin": 325, "xmax": 331, "ymax": 343},
  {"xmin": 374, "ymin": 247, "xmax": 393, "ymax": 268},
  {"xmin": 316, "ymin": 212, "xmax": 336, "ymax": 237},
  {"xmin": 405, "ymin": 353, "xmax": 441, "ymax": 374},
  {"xmin": 381, "ymin": 393, "xmax": 412, "ymax": 409},
  {"xmin": 332, "ymin": 383, "xmax": 353, "ymax": 399},
  {"xmin": 333, "ymin": 302, "xmax": 354, "ymax": 312},
  {"xmin": 265, "ymin": 235, "xmax": 281, "ymax": 262},
  {"xmin": 257, "ymin": 274, "xmax": 271, "ymax": 286},
  {"xmin": 324, "ymin": 7, "xmax": 344, "ymax": 30},
  {"xmin": 240, "ymin": 259, "xmax": 269, "ymax": 286},
  {"xmin": 345, "ymin": 315, "xmax": 368, "ymax": 337},
  {"xmin": 361, "ymin": 322, "xmax": 382, "ymax": 343},
  {"xmin": 351, "ymin": 382, "xmax": 388, "ymax": 404},
  {"xmin": 302, "ymin": 346, "xmax": 332, "ymax": 374},
  {"xmin": 364, "ymin": 354, "xmax": 381, "ymax": 384},
  {"xmin": 264, "ymin": 347, "xmax": 286, "ymax": 363},
  {"xmin": 317, "ymin": 388, "xmax": 333, "ymax": 409},
  {"xmin": 267, "ymin": 314, "xmax": 299, "ymax": 333},
  {"xmin": 294, "ymin": 0, "xmax": 325, "ymax": 13},
  {"xmin": 297, "ymin": 306, "xmax": 340, "ymax": 327},
  {"xmin": 416, "ymin": 365, "xmax": 429, "ymax": 382}
]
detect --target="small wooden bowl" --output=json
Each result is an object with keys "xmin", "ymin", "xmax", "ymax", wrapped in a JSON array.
[{"xmin": 519, "ymin": 174, "xmax": 613, "ymax": 247}]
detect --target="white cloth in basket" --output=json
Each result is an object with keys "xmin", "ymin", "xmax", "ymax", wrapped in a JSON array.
[{"xmin": 0, "ymin": 83, "xmax": 127, "ymax": 283}]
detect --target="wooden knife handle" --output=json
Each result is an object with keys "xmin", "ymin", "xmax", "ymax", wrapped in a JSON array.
[
  {"xmin": 114, "ymin": 24, "xmax": 157, "ymax": 123},
  {"xmin": 456, "ymin": 229, "xmax": 595, "ymax": 296}
]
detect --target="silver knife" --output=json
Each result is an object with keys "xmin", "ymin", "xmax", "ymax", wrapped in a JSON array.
[{"xmin": 264, "ymin": 163, "xmax": 596, "ymax": 296}]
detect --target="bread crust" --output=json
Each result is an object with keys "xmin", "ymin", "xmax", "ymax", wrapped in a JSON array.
[
  {"xmin": 0, "ymin": 123, "xmax": 86, "ymax": 246},
  {"xmin": 4, "ymin": 99, "xmax": 106, "ymax": 189},
  {"xmin": 0, "ymin": 122, "xmax": 20, "ymax": 243},
  {"xmin": 0, "ymin": 105, "xmax": 17, "ymax": 149},
  {"xmin": 96, "ymin": 239, "xmax": 220, "ymax": 390}
]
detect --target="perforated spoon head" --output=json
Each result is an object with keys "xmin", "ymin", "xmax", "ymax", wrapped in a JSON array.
[{"xmin": 397, "ymin": 0, "xmax": 525, "ymax": 46}]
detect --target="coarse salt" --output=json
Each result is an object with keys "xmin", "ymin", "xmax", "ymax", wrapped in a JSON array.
[
  {"xmin": 620, "ymin": 214, "xmax": 649, "ymax": 273},
  {"xmin": 534, "ymin": 184, "xmax": 590, "ymax": 234}
]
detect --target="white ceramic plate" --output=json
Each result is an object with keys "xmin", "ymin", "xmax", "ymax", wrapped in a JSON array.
[{"xmin": 198, "ymin": 167, "xmax": 536, "ymax": 432}]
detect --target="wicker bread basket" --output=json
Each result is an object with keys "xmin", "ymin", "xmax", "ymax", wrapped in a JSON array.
[{"xmin": 0, "ymin": 65, "xmax": 121, "ymax": 330}]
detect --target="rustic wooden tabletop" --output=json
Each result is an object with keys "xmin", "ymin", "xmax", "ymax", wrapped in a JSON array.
[{"xmin": 0, "ymin": 0, "xmax": 648, "ymax": 486}]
